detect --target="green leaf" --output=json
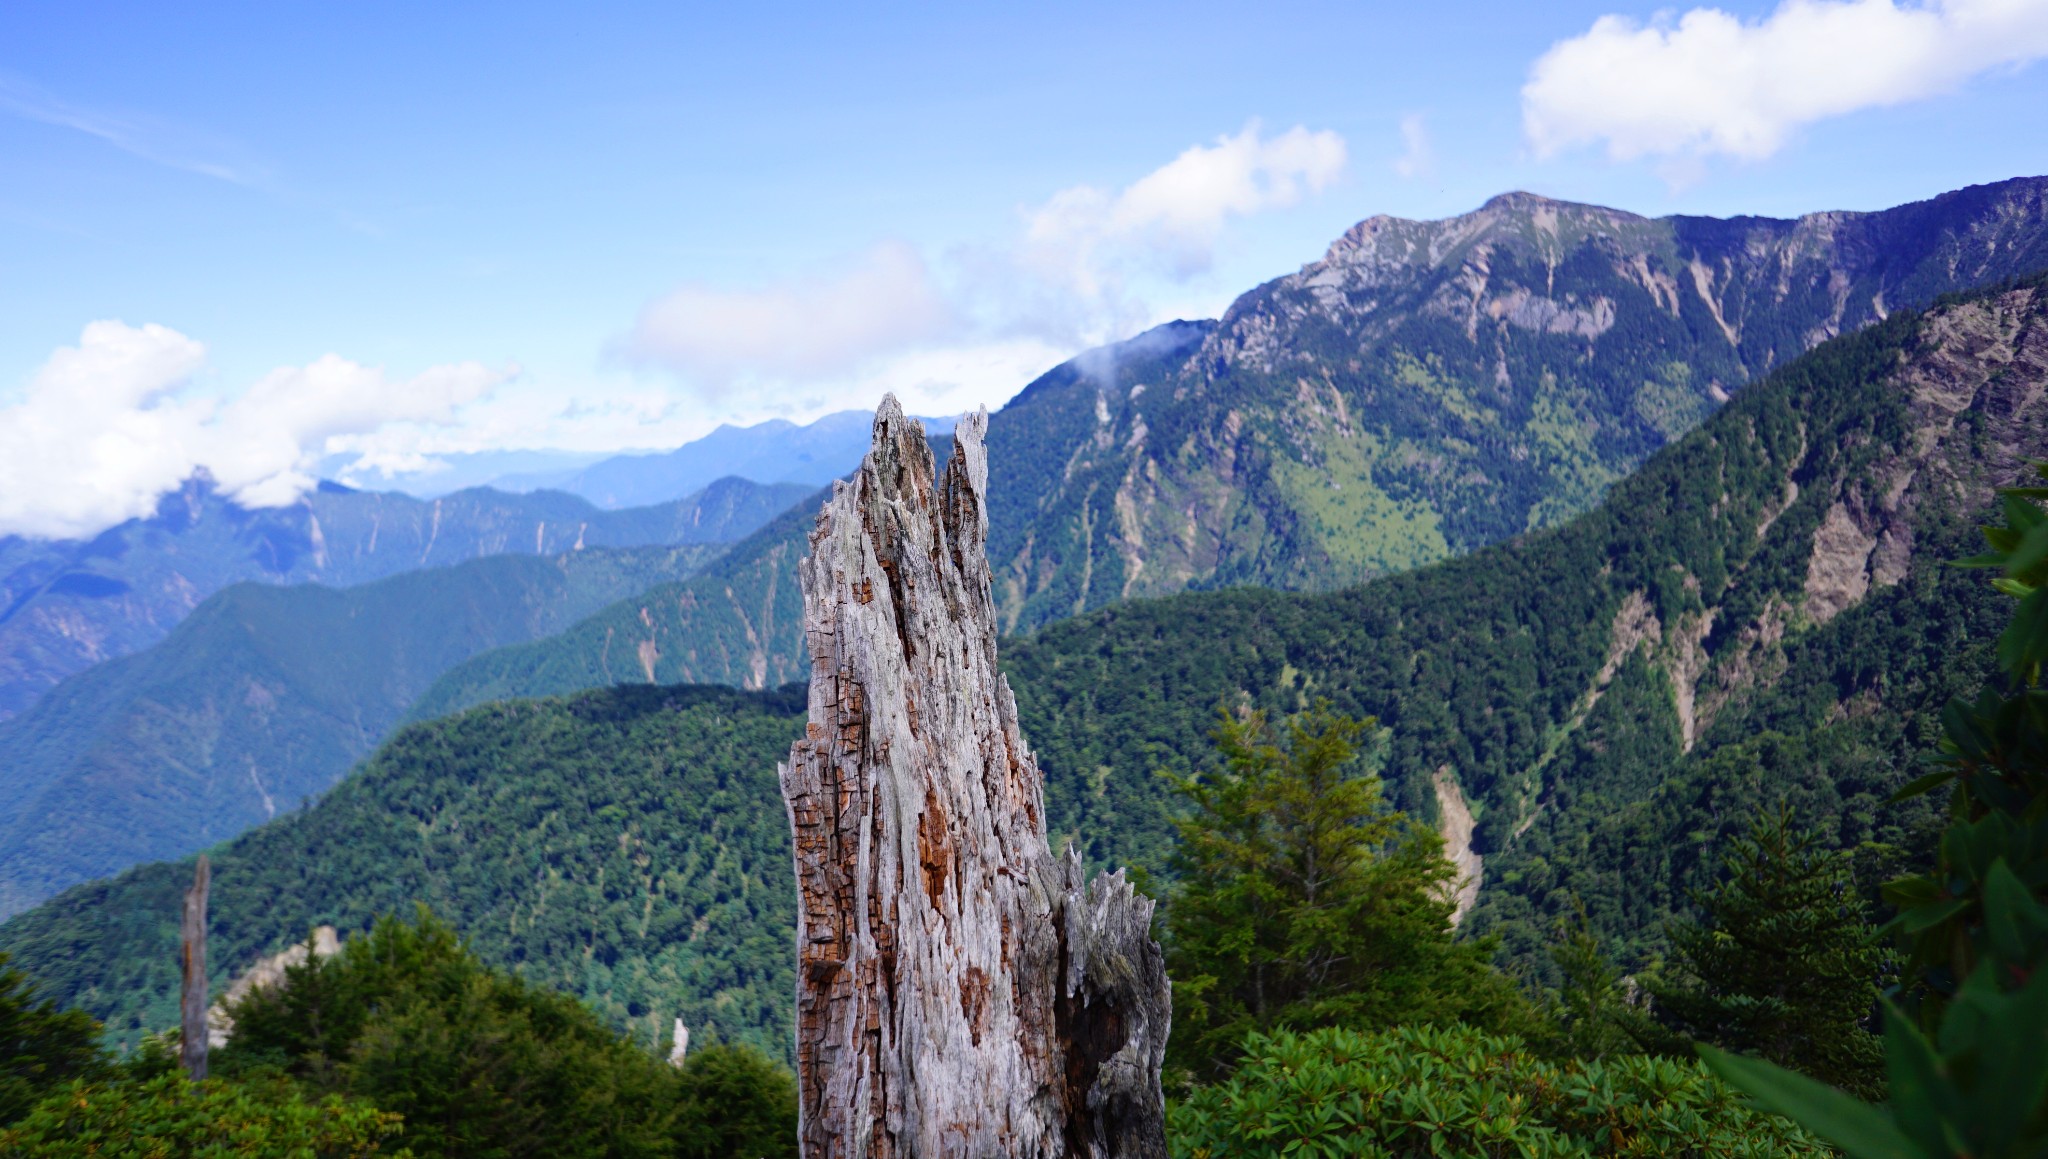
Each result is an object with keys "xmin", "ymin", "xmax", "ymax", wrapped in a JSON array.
[
  {"xmin": 1981, "ymin": 859, "xmax": 2035, "ymax": 969},
  {"xmin": 1888, "ymin": 770, "xmax": 1956, "ymax": 803},
  {"xmin": 1898, "ymin": 898, "xmax": 1970, "ymax": 934},
  {"xmin": 1880, "ymin": 1000, "xmax": 1964, "ymax": 1157},
  {"xmin": 2011, "ymin": 522, "xmax": 2048, "ymax": 582},
  {"xmin": 1696, "ymin": 1045, "xmax": 1918, "ymax": 1159}
]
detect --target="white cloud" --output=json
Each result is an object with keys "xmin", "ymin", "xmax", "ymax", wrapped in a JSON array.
[
  {"xmin": 618, "ymin": 241, "xmax": 954, "ymax": 388},
  {"xmin": 595, "ymin": 123, "xmax": 1343, "ymax": 440},
  {"xmin": 1391, "ymin": 114, "xmax": 1434, "ymax": 180},
  {"xmin": 0, "ymin": 321, "xmax": 505, "ymax": 539},
  {"xmin": 1525, "ymin": 0, "xmax": 2048, "ymax": 164},
  {"xmin": 1021, "ymin": 122, "xmax": 1347, "ymax": 295}
]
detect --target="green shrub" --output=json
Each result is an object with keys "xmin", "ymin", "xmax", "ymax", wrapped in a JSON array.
[
  {"xmin": 673, "ymin": 1042, "xmax": 799, "ymax": 1159},
  {"xmin": 0, "ymin": 1072, "xmax": 403, "ymax": 1157},
  {"xmin": 0, "ymin": 952, "xmax": 104, "ymax": 1126},
  {"xmin": 1169, "ymin": 1024, "xmax": 1828, "ymax": 1158},
  {"xmin": 216, "ymin": 908, "xmax": 798, "ymax": 1159}
]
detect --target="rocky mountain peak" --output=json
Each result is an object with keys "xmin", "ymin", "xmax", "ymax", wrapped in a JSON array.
[{"xmin": 981, "ymin": 176, "xmax": 2048, "ymax": 635}]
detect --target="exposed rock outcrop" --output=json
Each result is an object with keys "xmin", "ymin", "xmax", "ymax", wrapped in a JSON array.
[{"xmin": 779, "ymin": 399, "xmax": 1169, "ymax": 1158}]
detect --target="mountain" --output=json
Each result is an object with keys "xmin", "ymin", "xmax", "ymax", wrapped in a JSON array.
[
  {"xmin": 493, "ymin": 411, "xmax": 961, "ymax": 508},
  {"xmin": 985, "ymin": 176, "xmax": 2048, "ymax": 632},
  {"xmin": 409, "ymin": 272, "xmax": 2047, "ymax": 971},
  {"xmin": 1005, "ymin": 274, "xmax": 2047, "ymax": 966},
  {"xmin": 0, "ymin": 544, "xmax": 724, "ymax": 919},
  {"xmin": 6, "ymin": 274, "xmax": 2044, "ymax": 1052},
  {"xmin": 313, "ymin": 447, "xmax": 611, "ymax": 498},
  {"xmin": 0, "ymin": 683, "xmax": 808, "ymax": 1057},
  {"xmin": 0, "ymin": 475, "xmax": 812, "ymax": 723},
  {"xmin": 410, "ymin": 433, "xmax": 954, "ymax": 715},
  {"xmin": 415, "ymin": 178, "xmax": 2048, "ymax": 704}
]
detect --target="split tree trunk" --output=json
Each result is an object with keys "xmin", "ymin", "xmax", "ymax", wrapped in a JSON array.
[
  {"xmin": 180, "ymin": 854, "xmax": 210, "ymax": 1080},
  {"xmin": 780, "ymin": 399, "xmax": 1169, "ymax": 1158}
]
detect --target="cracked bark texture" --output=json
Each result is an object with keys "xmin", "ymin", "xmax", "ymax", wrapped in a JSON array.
[{"xmin": 780, "ymin": 397, "xmax": 1168, "ymax": 1158}]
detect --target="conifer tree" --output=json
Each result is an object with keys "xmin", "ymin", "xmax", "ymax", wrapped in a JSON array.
[
  {"xmin": 1656, "ymin": 804, "xmax": 1887, "ymax": 1098},
  {"xmin": 1544, "ymin": 897, "xmax": 1670, "ymax": 1060},
  {"xmin": 0, "ymin": 952, "xmax": 104, "ymax": 1126},
  {"xmin": 1162, "ymin": 701, "xmax": 1530, "ymax": 1079}
]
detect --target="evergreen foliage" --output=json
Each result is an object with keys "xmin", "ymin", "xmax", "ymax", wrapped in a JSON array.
[
  {"xmin": 671, "ymin": 1043, "xmax": 799, "ymax": 1159},
  {"xmin": 1169, "ymin": 1025, "xmax": 1829, "ymax": 1157},
  {"xmin": 0, "ymin": 684, "xmax": 808, "ymax": 1058},
  {"xmin": 1541, "ymin": 899, "xmax": 1667, "ymax": 1062},
  {"xmin": 217, "ymin": 909, "xmax": 797, "ymax": 1159},
  {"xmin": 1005, "ymin": 281, "xmax": 2046, "ymax": 976},
  {"xmin": 392, "ymin": 278, "xmax": 2048, "ymax": 1000},
  {"xmin": 0, "ymin": 953, "xmax": 104, "ymax": 1126},
  {"xmin": 1705, "ymin": 462, "xmax": 2048, "ymax": 1155},
  {"xmin": 1162, "ymin": 704, "xmax": 1531, "ymax": 1079},
  {"xmin": 1653, "ymin": 805, "xmax": 1887, "ymax": 1097},
  {"xmin": 0, "ymin": 543, "xmax": 723, "ymax": 921},
  {"xmin": 0, "ymin": 1072, "xmax": 405, "ymax": 1158}
]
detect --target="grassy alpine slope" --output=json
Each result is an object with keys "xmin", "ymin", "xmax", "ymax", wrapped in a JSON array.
[
  {"xmin": 0, "ymin": 683, "xmax": 807, "ymax": 1058},
  {"xmin": 0, "ymin": 543, "xmax": 721, "ymax": 919}
]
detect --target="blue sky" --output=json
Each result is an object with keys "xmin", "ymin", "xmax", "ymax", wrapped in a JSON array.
[{"xmin": 1, "ymin": 0, "xmax": 2046, "ymax": 536}]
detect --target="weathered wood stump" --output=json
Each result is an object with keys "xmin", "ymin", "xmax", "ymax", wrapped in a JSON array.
[
  {"xmin": 180, "ymin": 854, "xmax": 211, "ymax": 1080},
  {"xmin": 780, "ymin": 398, "xmax": 1169, "ymax": 1158}
]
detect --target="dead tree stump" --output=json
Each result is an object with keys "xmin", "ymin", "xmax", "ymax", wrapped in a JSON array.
[
  {"xmin": 180, "ymin": 854, "xmax": 210, "ymax": 1080},
  {"xmin": 780, "ymin": 398, "xmax": 1169, "ymax": 1158}
]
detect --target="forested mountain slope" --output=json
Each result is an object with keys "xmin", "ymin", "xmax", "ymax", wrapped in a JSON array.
[
  {"xmin": 1005, "ymin": 276, "xmax": 2047, "ymax": 966},
  {"xmin": 411, "ymin": 433, "xmax": 954, "ymax": 714},
  {"xmin": 0, "ymin": 684, "xmax": 807, "ymax": 1058},
  {"xmin": 988, "ymin": 176, "xmax": 2048, "ymax": 631},
  {"xmin": 0, "ymin": 543, "xmax": 720, "ymax": 918},
  {"xmin": 0, "ymin": 475, "xmax": 810, "ymax": 721},
  {"xmin": 13, "ymin": 278, "xmax": 2043, "ymax": 1053}
]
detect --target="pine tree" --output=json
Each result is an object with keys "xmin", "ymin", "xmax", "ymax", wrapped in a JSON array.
[
  {"xmin": 1543, "ymin": 897, "xmax": 1673, "ymax": 1061},
  {"xmin": 1162, "ymin": 701, "xmax": 1531, "ymax": 1079},
  {"xmin": 1654, "ymin": 804, "xmax": 1887, "ymax": 1097},
  {"xmin": 0, "ymin": 952, "xmax": 104, "ymax": 1126}
]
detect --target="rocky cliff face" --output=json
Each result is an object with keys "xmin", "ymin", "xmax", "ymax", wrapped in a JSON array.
[{"xmin": 985, "ymin": 176, "xmax": 2048, "ymax": 631}]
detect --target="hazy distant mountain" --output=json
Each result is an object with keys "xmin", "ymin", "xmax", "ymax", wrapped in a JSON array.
[
  {"xmin": 492, "ymin": 410, "xmax": 961, "ymax": 508},
  {"xmin": 316, "ymin": 448, "xmax": 612, "ymax": 498},
  {"xmin": 0, "ymin": 543, "xmax": 723, "ymax": 918},
  {"xmin": 0, "ymin": 475, "xmax": 811, "ymax": 722}
]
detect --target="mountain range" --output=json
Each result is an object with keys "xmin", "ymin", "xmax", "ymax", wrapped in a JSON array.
[
  {"xmin": 6, "ymin": 269, "xmax": 2042, "ymax": 1051},
  {"xmin": 378, "ymin": 178, "xmax": 2045, "ymax": 738},
  {"xmin": 984, "ymin": 176, "xmax": 2048, "ymax": 630},
  {"xmin": 0, "ymin": 543, "xmax": 725, "ymax": 917},
  {"xmin": 485, "ymin": 411, "xmax": 960, "ymax": 508},
  {"xmin": 0, "ymin": 475, "xmax": 811, "ymax": 723}
]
